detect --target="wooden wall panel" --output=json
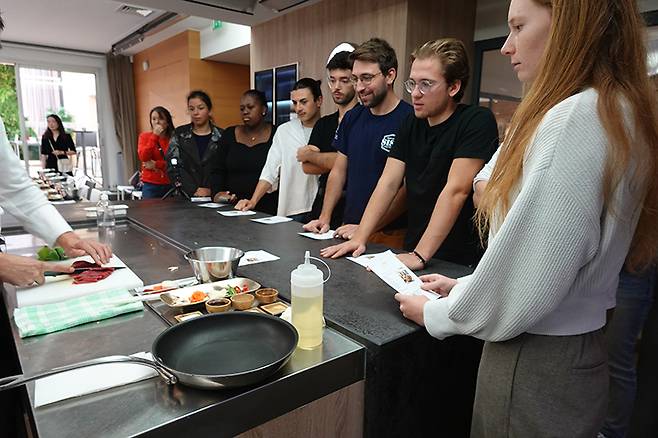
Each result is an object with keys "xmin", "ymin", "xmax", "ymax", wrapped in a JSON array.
[
  {"xmin": 133, "ymin": 31, "xmax": 192, "ymax": 134},
  {"xmin": 189, "ymin": 60, "xmax": 250, "ymax": 128},
  {"xmin": 404, "ymin": 0, "xmax": 477, "ymax": 102},
  {"xmin": 134, "ymin": 30, "xmax": 250, "ymax": 133},
  {"xmin": 251, "ymin": 0, "xmax": 408, "ymax": 115},
  {"xmin": 251, "ymin": 0, "xmax": 477, "ymax": 115}
]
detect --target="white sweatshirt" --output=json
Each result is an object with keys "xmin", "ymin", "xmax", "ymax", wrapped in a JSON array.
[
  {"xmin": 259, "ymin": 118, "xmax": 318, "ymax": 217},
  {"xmin": 0, "ymin": 116, "xmax": 72, "ymax": 245},
  {"xmin": 424, "ymin": 89, "xmax": 642, "ymax": 341}
]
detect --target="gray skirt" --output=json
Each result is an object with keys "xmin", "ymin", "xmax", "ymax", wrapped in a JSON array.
[{"xmin": 471, "ymin": 330, "xmax": 608, "ymax": 438}]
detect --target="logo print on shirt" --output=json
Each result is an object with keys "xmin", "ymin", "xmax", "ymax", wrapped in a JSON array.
[{"xmin": 380, "ymin": 134, "xmax": 396, "ymax": 152}]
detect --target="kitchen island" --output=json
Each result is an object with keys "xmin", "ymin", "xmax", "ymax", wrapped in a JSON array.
[{"xmin": 1, "ymin": 199, "xmax": 480, "ymax": 437}]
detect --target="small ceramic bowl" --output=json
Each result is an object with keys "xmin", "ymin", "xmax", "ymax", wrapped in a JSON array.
[
  {"xmin": 205, "ymin": 298, "xmax": 231, "ymax": 313},
  {"xmin": 255, "ymin": 288, "xmax": 279, "ymax": 304},
  {"xmin": 231, "ymin": 293, "xmax": 254, "ymax": 310}
]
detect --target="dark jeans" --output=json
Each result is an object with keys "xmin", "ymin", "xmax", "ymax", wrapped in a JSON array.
[
  {"xmin": 141, "ymin": 182, "xmax": 171, "ymax": 199},
  {"xmin": 628, "ymin": 268, "xmax": 658, "ymax": 438},
  {"xmin": 602, "ymin": 268, "xmax": 656, "ymax": 438}
]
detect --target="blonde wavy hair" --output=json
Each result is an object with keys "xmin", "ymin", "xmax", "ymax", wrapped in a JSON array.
[{"xmin": 476, "ymin": 0, "xmax": 658, "ymax": 271}]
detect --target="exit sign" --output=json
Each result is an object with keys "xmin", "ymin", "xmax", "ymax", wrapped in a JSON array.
[{"xmin": 212, "ymin": 20, "xmax": 223, "ymax": 31}]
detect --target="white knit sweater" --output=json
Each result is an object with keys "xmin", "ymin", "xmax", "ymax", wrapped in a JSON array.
[{"xmin": 424, "ymin": 89, "xmax": 643, "ymax": 341}]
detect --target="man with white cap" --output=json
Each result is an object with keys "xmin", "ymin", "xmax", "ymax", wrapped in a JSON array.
[{"xmin": 297, "ymin": 44, "xmax": 359, "ymax": 226}]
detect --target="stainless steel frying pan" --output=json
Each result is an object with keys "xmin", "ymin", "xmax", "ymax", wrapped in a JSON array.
[{"xmin": 0, "ymin": 312, "xmax": 299, "ymax": 391}]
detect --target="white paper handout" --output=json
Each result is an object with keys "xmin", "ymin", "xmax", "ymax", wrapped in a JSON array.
[
  {"xmin": 346, "ymin": 251, "xmax": 390, "ymax": 268},
  {"xmin": 350, "ymin": 250, "xmax": 440, "ymax": 300},
  {"xmin": 33, "ymin": 352, "xmax": 158, "ymax": 407},
  {"xmin": 190, "ymin": 196, "xmax": 212, "ymax": 203},
  {"xmin": 238, "ymin": 250, "xmax": 280, "ymax": 266},
  {"xmin": 298, "ymin": 230, "xmax": 336, "ymax": 240},
  {"xmin": 251, "ymin": 216, "xmax": 293, "ymax": 224},
  {"xmin": 197, "ymin": 202, "xmax": 229, "ymax": 208},
  {"xmin": 218, "ymin": 210, "xmax": 257, "ymax": 217}
]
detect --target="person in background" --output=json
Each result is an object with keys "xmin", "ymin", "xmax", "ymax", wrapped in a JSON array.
[
  {"xmin": 303, "ymin": 38, "xmax": 412, "ymax": 244},
  {"xmin": 166, "ymin": 90, "xmax": 223, "ymax": 198},
  {"xmin": 298, "ymin": 47, "xmax": 358, "ymax": 228},
  {"xmin": 210, "ymin": 90, "xmax": 277, "ymax": 215},
  {"xmin": 40, "ymin": 114, "xmax": 76, "ymax": 175},
  {"xmin": 137, "ymin": 106, "xmax": 173, "ymax": 199},
  {"xmin": 235, "ymin": 78, "xmax": 322, "ymax": 221},
  {"xmin": 321, "ymin": 38, "xmax": 498, "ymax": 268},
  {"xmin": 395, "ymin": 0, "xmax": 658, "ymax": 436}
]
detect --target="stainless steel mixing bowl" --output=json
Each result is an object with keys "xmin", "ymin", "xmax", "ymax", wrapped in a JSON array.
[{"xmin": 184, "ymin": 247, "xmax": 244, "ymax": 283}]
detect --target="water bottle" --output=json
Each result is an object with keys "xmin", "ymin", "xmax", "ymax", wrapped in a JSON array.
[
  {"xmin": 96, "ymin": 192, "xmax": 115, "ymax": 227},
  {"xmin": 291, "ymin": 251, "xmax": 325, "ymax": 349}
]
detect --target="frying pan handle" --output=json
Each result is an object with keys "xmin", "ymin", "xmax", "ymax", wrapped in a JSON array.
[{"xmin": 0, "ymin": 355, "xmax": 178, "ymax": 392}]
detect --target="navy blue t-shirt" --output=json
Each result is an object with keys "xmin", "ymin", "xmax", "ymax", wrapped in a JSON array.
[
  {"xmin": 193, "ymin": 132, "xmax": 212, "ymax": 159},
  {"xmin": 335, "ymin": 100, "xmax": 413, "ymax": 224}
]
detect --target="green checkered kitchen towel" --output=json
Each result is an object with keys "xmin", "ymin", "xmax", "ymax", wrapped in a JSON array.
[{"xmin": 14, "ymin": 289, "xmax": 144, "ymax": 338}]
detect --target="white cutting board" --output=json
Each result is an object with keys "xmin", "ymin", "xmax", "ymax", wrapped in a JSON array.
[{"xmin": 16, "ymin": 255, "xmax": 143, "ymax": 308}]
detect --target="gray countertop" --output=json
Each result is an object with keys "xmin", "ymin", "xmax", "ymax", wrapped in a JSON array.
[
  {"xmin": 123, "ymin": 199, "xmax": 473, "ymax": 350},
  {"xmin": 3, "ymin": 198, "xmax": 479, "ymax": 437},
  {"xmin": 2, "ymin": 223, "xmax": 365, "ymax": 438}
]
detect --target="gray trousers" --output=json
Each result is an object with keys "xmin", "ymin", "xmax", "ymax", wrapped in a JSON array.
[{"xmin": 471, "ymin": 330, "xmax": 608, "ymax": 438}]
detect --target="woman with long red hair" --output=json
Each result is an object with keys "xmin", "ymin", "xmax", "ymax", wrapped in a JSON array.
[{"xmin": 395, "ymin": 0, "xmax": 658, "ymax": 435}]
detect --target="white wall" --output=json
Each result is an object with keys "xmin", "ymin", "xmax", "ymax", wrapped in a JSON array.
[
  {"xmin": 0, "ymin": 43, "xmax": 123, "ymax": 187},
  {"xmin": 475, "ymin": 0, "xmax": 658, "ymax": 41},
  {"xmin": 199, "ymin": 22, "xmax": 250, "ymax": 59}
]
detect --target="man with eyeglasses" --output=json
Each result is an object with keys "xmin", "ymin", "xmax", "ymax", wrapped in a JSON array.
[
  {"xmin": 0, "ymin": 14, "xmax": 112, "ymax": 288},
  {"xmin": 304, "ymin": 38, "xmax": 412, "ymax": 243},
  {"xmin": 322, "ymin": 38, "xmax": 498, "ymax": 269},
  {"xmin": 297, "ymin": 47, "xmax": 358, "ymax": 228}
]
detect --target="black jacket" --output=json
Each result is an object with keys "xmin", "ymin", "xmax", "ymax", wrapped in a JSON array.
[{"xmin": 165, "ymin": 123, "xmax": 223, "ymax": 196}]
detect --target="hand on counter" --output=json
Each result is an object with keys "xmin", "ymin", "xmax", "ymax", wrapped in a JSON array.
[
  {"xmin": 419, "ymin": 274, "xmax": 457, "ymax": 297},
  {"xmin": 193, "ymin": 187, "xmax": 211, "ymax": 197},
  {"xmin": 56, "ymin": 231, "xmax": 112, "ymax": 265},
  {"xmin": 394, "ymin": 293, "xmax": 429, "ymax": 326},
  {"xmin": 303, "ymin": 218, "xmax": 330, "ymax": 234},
  {"xmin": 213, "ymin": 191, "xmax": 236, "ymax": 204},
  {"xmin": 334, "ymin": 223, "xmax": 357, "ymax": 240},
  {"xmin": 0, "ymin": 253, "xmax": 73, "ymax": 287},
  {"xmin": 235, "ymin": 199, "xmax": 256, "ymax": 211},
  {"xmin": 320, "ymin": 239, "xmax": 366, "ymax": 259}
]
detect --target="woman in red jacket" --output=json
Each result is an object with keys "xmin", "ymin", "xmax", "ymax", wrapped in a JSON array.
[{"xmin": 138, "ymin": 106, "xmax": 174, "ymax": 198}]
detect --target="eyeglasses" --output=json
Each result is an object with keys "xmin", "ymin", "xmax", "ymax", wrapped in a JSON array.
[
  {"xmin": 350, "ymin": 71, "xmax": 383, "ymax": 86},
  {"xmin": 327, "ymin": 77, "xmax": 352, "ymax": 89},
  {"xmin": 404, "ymin": 79, "xmax": 439, "ymax": 95}
]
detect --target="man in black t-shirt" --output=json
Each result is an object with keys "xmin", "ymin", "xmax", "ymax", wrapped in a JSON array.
[
  {"xmin": 322, "ymin": 38, "xmax": 498, "ymax": 268},
  {"xmin": 296, "ymin": 49, "xmax": 358, "ymax": 227}
]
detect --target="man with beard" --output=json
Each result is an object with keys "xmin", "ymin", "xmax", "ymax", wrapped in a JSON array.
[
  {"xmin": 321, "ymin": 38, "xmax": 498, "ymax": 267},
  {"xmin": 297, "ymin": 47, "xmax": 358, "ymax": 227},
  {"xmin": 303, "ymin": 38, "xmax": 412, "ymax": 243}
]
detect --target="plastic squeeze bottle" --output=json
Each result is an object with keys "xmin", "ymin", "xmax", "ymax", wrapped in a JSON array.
[
  {"xmin": 291, "ymin": 251, "xmax": 324, "ymax": 349},
  {"xmin": 96, "ymin": 192, "xmax": 115, "ymax": 227}
]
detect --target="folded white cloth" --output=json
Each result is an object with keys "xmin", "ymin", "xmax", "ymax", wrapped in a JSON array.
[{"xmin": 33, "ymin": 352, "xmax": 158, "ymax": 407}]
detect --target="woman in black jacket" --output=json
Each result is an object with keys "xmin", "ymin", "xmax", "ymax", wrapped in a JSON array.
[
  {"xmin": 166, "ymin": 90, "xmax": 223, "ymax": 197},
  {"xmin": 40, "ymin": 114, "xmax": 76, "ymax": 174}
]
